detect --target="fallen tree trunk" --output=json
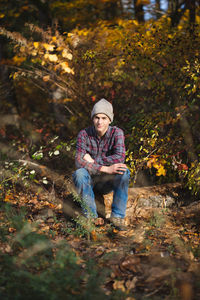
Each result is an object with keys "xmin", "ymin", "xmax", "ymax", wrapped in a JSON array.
[
  {"xmin": 177, "ymin": 200, "xmax": 200, "ymax": 217},
  {"xmin": 17, "ymin": 159, "xmax": 81, "ymax": 219},
  {"xmin": 102, "ymin": 182, "xmax": 182, "ymax": 224},
  {"xmin": 1, "ymin": 155, "xmax": 186, "ymax": 223},
  {"xmin": 16, "ymin": 160, "xmax": 184, "ymax": 223}
]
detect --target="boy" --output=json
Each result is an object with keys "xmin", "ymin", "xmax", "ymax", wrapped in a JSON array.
[{"xmin": 72, "ymin": 98, "xmax": 130, "ymax": 230}]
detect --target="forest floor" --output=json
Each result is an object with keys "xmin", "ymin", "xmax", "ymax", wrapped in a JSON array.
[{"xmin": 1, "ymin": 185, "xmax": 200, "ymax": 300}]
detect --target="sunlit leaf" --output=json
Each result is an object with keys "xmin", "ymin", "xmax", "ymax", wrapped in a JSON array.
[
  {"xmin": 156, "ymin": 165, "xmax": 166, "ymax": 176},
  {"xmin": 61, "ymin": 62, "xmax": 74, "ymax": 74},
  {"xmin": 62, "ymin": 49, "xmax": 73, "ymax": 60},
  {"xmin": 43, "ymin": 75, "xmax": 50, "ymax": 82},
  {"xmin": 44, "ymin": 54, "xmax": 58, "ymax": 62},
  {"xmin": 43, "ymin": 43, "xmax": 55, "ymax": 51},
  {"xmin": 33, "ymin": 42, "xmax": 39, "ymax": 49}
]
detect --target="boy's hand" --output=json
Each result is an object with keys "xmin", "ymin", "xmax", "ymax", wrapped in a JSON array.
[
  {"xmin": 100, "ymin": 163, "xmax": 127, "ymax": 175},
  {"xmin": 83, "ymin": 153, "xmax": 94, "ymax": 163}
]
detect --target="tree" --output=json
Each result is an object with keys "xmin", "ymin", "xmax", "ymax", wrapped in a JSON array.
[
  {"xmin": 168, "ymin": 0, "xmax": 198, "ymax": 28},
  {"xmin": 133, "ymin": 0, "xmax": 145, "ymax": 22}
]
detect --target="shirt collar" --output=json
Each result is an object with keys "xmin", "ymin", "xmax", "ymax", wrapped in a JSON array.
[{"xmin": 92, "ymin": 125, "xmax": 111, "ymax": 139}]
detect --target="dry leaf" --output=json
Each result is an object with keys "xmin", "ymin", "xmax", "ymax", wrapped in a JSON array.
[
  {"xmin": 113, "ymin": 280, "xmax": 126, "ymax": 292},
  {"xmin": 91, "ymin": 230, "xmax": 97, "ymax": 241},
  {"xmin": 61, "ymin": 62, "xmax": 74, "ymax": 74},
  {"xmin": 43, "ymin": 75, "xmax": 50, "ymax": 82},
  {"xmin": 120, "ymin": 255, "xmax": 141, "ymax": 273},
  {"xmin": 5, "ymin": 244, "xmax": 12, "ymax": 253},
  {"xmin": 125, "ymin": 277, "xmax": 138, "ymax": 291}
]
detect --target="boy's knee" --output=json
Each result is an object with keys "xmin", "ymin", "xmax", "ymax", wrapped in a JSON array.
[
  {"xmin": 122, "ymin": 168, "xmax": 130, "ymax": 180},
  {"xmin": 73, "ymin": 168, "xmax": 90, "ymax": 181}
]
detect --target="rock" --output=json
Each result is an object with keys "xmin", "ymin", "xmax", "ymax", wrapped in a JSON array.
[
  {"xmin": 34, "ymin": 208, "xmax": 55, "ymax": 221},
  {"xmin": 46, "ymin": 217, "xmax": 55, "ymax": 223}
]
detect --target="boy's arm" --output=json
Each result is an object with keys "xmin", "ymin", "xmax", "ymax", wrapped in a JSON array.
[
  {"xmin": 75, "ymin": 130, "xmax": 102, "ymax": 174},
  {"xmin": 83, "ymin": 153, "xmax": 127, "ymax": 175}
]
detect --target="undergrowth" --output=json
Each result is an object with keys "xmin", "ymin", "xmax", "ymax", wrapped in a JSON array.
[{"xmin": 0, "ymin": 202, "xmax": 123, "ymax": 300}]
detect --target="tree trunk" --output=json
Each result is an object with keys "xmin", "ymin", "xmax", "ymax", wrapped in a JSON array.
[
  {"xmin": 168, "ymin": 0, "xmax": 196, "ymax": 28},
  {"xmin": 186, "ymin": 0, "xmax": 196, "ymax": 32},
  {"xmin": 133, "ymin": 0, "xmax": 145, "ymax": 23},
  {"xmin": 155, "ymin": 0, "xmax": 161, "ymax": 19}
]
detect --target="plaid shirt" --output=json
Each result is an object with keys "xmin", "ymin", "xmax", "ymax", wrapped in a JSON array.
[{"xmin": 75, "ymin": 125, "xmax": 126, "ymax": 175}]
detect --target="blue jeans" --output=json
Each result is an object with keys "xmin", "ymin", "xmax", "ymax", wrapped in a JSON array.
[{"xmin": 72, "ymin": 168, "xmax": 130, "ymax": 218}]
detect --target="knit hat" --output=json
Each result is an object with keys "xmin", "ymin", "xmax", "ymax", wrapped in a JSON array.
[{"xmin": 91, "ymin": 98, "xmax": 114, "ymax": 122}]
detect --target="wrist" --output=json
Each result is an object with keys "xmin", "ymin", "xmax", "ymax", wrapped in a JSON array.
[{"xmin": 100, "ymin": 166, "xmax": 109, "ymax": 173}]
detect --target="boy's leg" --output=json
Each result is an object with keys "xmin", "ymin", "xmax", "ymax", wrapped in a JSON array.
[
  {"xmin": 93, "ymin": 169, "xmax": 130, "ymax": 219},
  {"xmin": 72, "ymin": 168, "xmax": 98, "ymax": 218},
  {"xmin": 111, "ymin": 168, "xmax": 130, "ymax": 218}
]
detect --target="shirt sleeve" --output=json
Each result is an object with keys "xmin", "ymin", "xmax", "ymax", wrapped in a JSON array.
[
  {"xmin": 98, "ymin": 128, "xmax": 126, "ymax": 165},
  {"xmin": 75, "ymin": 130, "xmax": 102, "ymax": 174}
]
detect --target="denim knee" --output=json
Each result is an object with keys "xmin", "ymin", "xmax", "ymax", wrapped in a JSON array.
[
  {"xmin": 72, "ymin": 168, "xmax": 91, "ymax": 184},
  {"xmin": 123, "ymin": 168, "xmax": 130, "ymax": 179},
  {"xmin": 117, "ymin": 168, "xmax": 130, "ymax": 182}
]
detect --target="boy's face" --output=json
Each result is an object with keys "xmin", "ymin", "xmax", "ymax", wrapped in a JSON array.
[{"xmin": 93, "ymin": 113, "xmax": 111, "ymax": 137}]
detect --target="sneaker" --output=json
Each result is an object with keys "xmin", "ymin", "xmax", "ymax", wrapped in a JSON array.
[{"xmin": 109, "ymin": 217, "xmax": 127, "ymax": 231}]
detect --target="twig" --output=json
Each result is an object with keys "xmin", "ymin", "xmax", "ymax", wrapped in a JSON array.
[{"xmin": 144, "ymin": 284, "xmax": 164, "ymax": 298}]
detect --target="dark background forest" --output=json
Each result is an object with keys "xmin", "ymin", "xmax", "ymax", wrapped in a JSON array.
[{"xmin": 0, "ymin": 1, "xmax": 200, "ymax": 299}]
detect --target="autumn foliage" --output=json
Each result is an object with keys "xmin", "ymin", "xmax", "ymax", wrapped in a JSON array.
[
  {"xmin": 0, "ymin": 1, "xmax": 200, "ymax": 299},
  {"xmin": 1, "ymin": 5, "xmax": 200, "ymax": 192}
]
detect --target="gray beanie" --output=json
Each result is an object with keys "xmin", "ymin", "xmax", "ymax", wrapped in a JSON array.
[{"xmin": 91, "ymin": 98, "xmax": 114, "ymax": 122}]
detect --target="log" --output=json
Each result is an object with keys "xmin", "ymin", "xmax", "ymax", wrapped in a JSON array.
[
  {"xmin": 100, "ymin": 182, "xmax": 182, "ymax": 224},
  {"xmin": 178, "ymin": 200, "xmax": 200, "ymax": 216},
  {"xmin": 4, "ymin": 156, "xmax": 184, "ymax": 223}
]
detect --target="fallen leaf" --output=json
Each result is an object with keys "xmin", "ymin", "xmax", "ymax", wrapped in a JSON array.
[
  {"xmin": 125, "ymin": 277, "xmax": 138, "ymax": 291},
  {"xmin": 113, "ymin": 280, "xmax": 126, "ymax": 292},
  {"xmin": 8, "ymin": 227, "xmax": 16, "ymax": 233},
  {"xmin": 120, "ymin": 255, "xmax": 141, "ymax": 273},
  {"xmin": 5, "ymin": 244, "xmax": 12, "ymax": 253},
  {"xmin": 91, "ymin": 230, "xmax": 97, "ymax": 241}
]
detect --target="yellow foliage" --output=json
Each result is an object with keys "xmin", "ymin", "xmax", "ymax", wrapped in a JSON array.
[
  {"xmin": 147, "ymin": 156, "xmax": 156, "ymax": 168},
  {"xmin": 61, "ymin": 62, "xmax": 74, "ymax": 74},
  {"xmin": 153, "ymin": 162, "xmax": 160, "ymax": 170},
  {"xmin": 12, "ymin": 55, "xmax": 26, "ymax": 65},
  {"xmin": 147, "ymin": 156, "xmax": 167, "ymax": 176},
  {"xmin": 44, "ymin": 54, "xmax": 58, "ymax": 62},
  {"xmin": 156, "ymin": 165, "xmax": 166, "ymax": 176},
  {"xmin": 196, "ymin": 15, "xmax": 200, "ymax": 25},
  {"xmin": 33, "ymin": 42, "xmax": 39, "ymax": 49},
  {"xmin": 62, "ymin": 49, "xmax": 73, "ymax": 60},
  {"xmin": 31, "ymin": 50, "xmax": 37, "ymax": 56},
  {"xmin": 43, "ymin": 43, "xmax": 55, "ymax": 51}
]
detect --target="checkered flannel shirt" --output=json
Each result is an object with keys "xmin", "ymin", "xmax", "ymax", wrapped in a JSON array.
[{"xmin": 75, "ymin": 125, "xmax": 126, "ymax": 175}]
